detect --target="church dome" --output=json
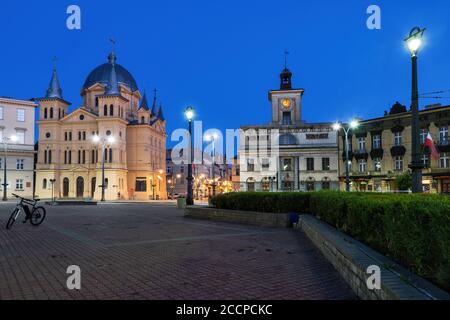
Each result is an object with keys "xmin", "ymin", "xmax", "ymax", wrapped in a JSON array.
[{"xmin": 82, "ymin": 53, "xmax": 139, "ymax": 92}]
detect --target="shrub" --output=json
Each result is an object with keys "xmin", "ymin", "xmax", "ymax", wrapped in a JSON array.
[
  {"xmin": 211, "ymin": 192, "xmax": 310, "ymax": 213},
  {"xmin": 211, "ymin": 191, "xmax": 450, "ymax": 291}
]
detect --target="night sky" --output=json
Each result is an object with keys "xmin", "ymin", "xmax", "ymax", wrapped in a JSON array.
[{"xmin": 1, "ymin": 0, "xmax": 449, "ymax": 149}]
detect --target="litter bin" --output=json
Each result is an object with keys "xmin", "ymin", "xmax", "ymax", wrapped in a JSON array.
[{"xmin": 177, "ymin": 197, "xmax": 187, "ymax": 209}]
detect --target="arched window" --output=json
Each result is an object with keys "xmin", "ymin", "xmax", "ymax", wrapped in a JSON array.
[
  {"xmin": 279, "ymin": 134, "xmax": 298, "ymax": 146},
  {"xmin": 43, "ymin": 179, "xmax": 47, "ymax": 190},
  {"xmin": 50, "ymin": 107, "xmax": 54, "ymax": 119},
  {"xmin": 44, "ymin": 150, "xmax": 48, "ymax": 164},
  {"xmin": 58, "ymin": 109, "xmax": 61, "ymax": 119},
  {"xmin": 105, "ymin": 178, "xmax": 109, "ymax": 189},
  {"xmin": 110, "ymin": 104, "xmax": 114, "ymax": 116},
  {"xmin": 64, "ymin": 150, "xmax": 67, "ymax": 164},
  {"xmin": 104, "ymin": 105, "xmax": 108, "ymax": 116},
  {"xmin": 109, "ymin": 148, "xmax": 113, "ymax": 163},
  {"xmin": 48, "ymin": 150, "xmax": 52, "ymax": 164},
  {"xmin": 92, "ymin": 150, "xmax": 95, "ymax": 164},
  {"xmin": 44, "ymin": 108, "xmax": 48, "ymax": 119},
  {"xmin": 141, "ymin": 116, "xmax": 145, "ymax": 124},
  {"xmin": 95, "ymin": 97, "xmax": 99, "ymax": 107}
]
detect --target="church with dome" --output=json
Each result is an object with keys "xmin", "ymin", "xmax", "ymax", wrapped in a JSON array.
[{"xmin": 35, "ymin": 50, "xmax": 168, "ymax": 201}]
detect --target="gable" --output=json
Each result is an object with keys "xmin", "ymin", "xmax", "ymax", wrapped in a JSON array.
[{"xmin": 61, "ymin": 108, "xmax": 98, "ymax": 123}]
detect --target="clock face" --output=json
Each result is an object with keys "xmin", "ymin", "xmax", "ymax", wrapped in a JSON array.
[{"xmin": 281, "ymin": 99, "xmax": 291, "ymax": 109}]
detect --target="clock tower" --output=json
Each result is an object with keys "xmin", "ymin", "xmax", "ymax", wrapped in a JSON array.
[{"xmin": 268, "ymin": 67, "xmax": 304, "ymax": 126}]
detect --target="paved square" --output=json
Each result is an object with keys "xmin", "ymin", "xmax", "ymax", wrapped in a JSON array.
[{"xmin": 0, "ymin": 203, "xmax": 355, "ymax": 300}]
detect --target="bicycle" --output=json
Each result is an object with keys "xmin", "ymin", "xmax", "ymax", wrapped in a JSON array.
[{"xmin": 5, "ymin": 194, "xmax": 46, "ymax": 230}]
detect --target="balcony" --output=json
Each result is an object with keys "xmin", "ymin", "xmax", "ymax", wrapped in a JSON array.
[
  {"xmin": 391, "ymin": 146, "xmax": 406, "ymax": 157},
  {"xmin": 370, "ymin": 148, "xmax": 384, "ymax": 159},
  {"xmin": 437, "ymin": 140, "xmax": 450, "ymax": 153},
  {"xmin": 354, "ymin": 149, "xmax": 369, "ymax": 161}
]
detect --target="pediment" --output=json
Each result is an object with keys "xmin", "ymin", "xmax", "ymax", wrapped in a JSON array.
[{"xmin": 61, "ymin": 108, "xmax": 98, "ymax": 123}]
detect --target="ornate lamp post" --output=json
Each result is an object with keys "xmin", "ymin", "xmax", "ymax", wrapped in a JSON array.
[
  {"xmin": 205, "ymin": 133, "xmax": 218, "ymax": 197},
  {"xmin": 185, "ymin": 106, "xmax": 195, "ymax": 205},
  {"xmin": 92, "ymin": 134, "xmax": 115, "ymax": 201},
  {"xmin": 405, "ymin": 27, "xmax": 426, "ymax": 193},
  {"xmin": 333, "ymin": 120, "xmax": 359, "ymax": 192},
  {"xmin": 2, "ymin": 135, "xmax": 18, "ymax": 201}
]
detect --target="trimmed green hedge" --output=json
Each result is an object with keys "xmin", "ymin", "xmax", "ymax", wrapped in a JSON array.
[
  {"xmin": 211, "ymin": 191, "xmax": 450, "ymax": 291},
  {"xmin": 211, "ymin": 192, "xmax": 310, "ymax": 213}
]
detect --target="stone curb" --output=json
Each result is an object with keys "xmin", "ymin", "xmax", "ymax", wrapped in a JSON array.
[
  {"xmin": 297, "ymin": 214, "xmax": 450, "ymax": 300},
  {"xmin": 184, "ymin": 206, "xmax": 290, "ymax": 228}
]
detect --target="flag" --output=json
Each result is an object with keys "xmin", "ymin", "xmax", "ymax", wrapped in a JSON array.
[{"xmin": 424, "ymin": 133, "xmax": 440, "ymax": 160}]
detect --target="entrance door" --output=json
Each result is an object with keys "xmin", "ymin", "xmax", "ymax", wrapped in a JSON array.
[
  {"xmin": 76, "ymin": 177, "xmax": 84, "ymax": 198},
  {"xmin": 91, "ymin": 177, "xmax": 96, "ymax": 198},
  {"xmin": 63, "ymin": 178, "xmax": 69, "ymax": 198},
  {"xmin": 442, "ymin": 179, "xmax": 450, "ymax": 194}
]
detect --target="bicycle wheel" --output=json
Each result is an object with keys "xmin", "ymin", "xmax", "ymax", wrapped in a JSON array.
[
  {"xmin": 6, "ymin": 209, "xmax": 20, "ymax": 230},
  {"xmin": 30, "ymin": 207, "xmax": 46, "ymax": 226}
]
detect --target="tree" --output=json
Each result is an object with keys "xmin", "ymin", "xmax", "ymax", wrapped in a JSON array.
[{"xmin": 396, "ymin": 172, "xmax": 412, "ymax": 191}]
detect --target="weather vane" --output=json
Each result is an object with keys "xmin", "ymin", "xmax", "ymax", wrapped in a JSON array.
[{"xmin": 109, "ymin": 38, "xmax": 116, "ymax": 52}]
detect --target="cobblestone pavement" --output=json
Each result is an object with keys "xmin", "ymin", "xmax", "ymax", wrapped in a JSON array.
[{"xmin": 0, "ymin": 203, "xmax": 355, "ymax": 300}]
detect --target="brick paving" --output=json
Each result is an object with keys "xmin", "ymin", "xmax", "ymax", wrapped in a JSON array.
[{"xmin": 0, "ymin": 203, "xmax": 355, "ymax": 300}]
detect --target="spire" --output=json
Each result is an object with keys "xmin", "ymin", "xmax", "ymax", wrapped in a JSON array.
[
  {"xmin": 139, "ymin": 91, "xmax": 150, "ymax": 111},
  {"xmin": 157, "ymin": 102, "xmax": 165, "ymax": 122},
  {"xmin": 151, "ymin": 88, "xmax": 158, "ymax": 115},
  {"xmin": 45, "ymin": 57, "xmax": 63, "ymax": 99},
  {"xmin": 105, "ymin": 55, "xmax": 120, "ymax": 95}
]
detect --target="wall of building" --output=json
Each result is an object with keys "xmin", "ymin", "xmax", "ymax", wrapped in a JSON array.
[{"xmin": 0, "ymin": 97, "xmax": 37, "ymax": 199}]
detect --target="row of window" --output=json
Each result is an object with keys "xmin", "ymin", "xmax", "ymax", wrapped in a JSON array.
[
  {"xmin": 352, "ymin": 153, "xmax": 450, "ymax": 173},
  {"xmin": 0, "ymin": 159, "xmax": 25, "ymax": 170},
  {"xmin": 102, "ymin": 104, "xmax": 125, "ymax": 118},
  {"xmin": 0, "ymin": 129, "xmax": 26, "ymax": 144},
  {"xmin": 352, "ymin": 127, "xmax": 449, "ymax": 151},
  {"xmin": 43, "ymin": 107, "xmax": 65, "ymax": 120},
  {"xmin": 247, "ymin": 158, "xmax": 332, "ymax": 172},
  {"xmin": 0, "ymin": 107, "xmax": 25, "ymax": 122},
  {"xmin": 0, "ymin": 178, "xmax": 26, "ymax": 190}
]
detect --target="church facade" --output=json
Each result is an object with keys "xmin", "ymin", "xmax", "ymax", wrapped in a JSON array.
[{"xmin": 35, "ymin": 51, "xmax": 168, "ymax": 201}]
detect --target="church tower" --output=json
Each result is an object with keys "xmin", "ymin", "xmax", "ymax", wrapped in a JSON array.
[{"xmin": 269, "ymin": 61, "xmax": 304, "ymax": 126}]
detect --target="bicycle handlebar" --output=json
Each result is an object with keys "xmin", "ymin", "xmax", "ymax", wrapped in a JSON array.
[{"xmin": 12, "ymin": 193, "xmax": 40, "ymax": 203}]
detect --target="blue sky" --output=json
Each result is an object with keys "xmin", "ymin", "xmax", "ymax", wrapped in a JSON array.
[{"xmin": 1, "ymin": 0, "xmax": 449, "ymax": 149}]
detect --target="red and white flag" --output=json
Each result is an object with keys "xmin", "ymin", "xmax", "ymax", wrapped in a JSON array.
[{"xmin": 424, "ymin": 133, "xmax": 440, "ymax": 160}]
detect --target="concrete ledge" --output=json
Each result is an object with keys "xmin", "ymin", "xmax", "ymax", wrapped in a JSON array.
[
  {"xmin": 184, "ymin": 206, "xmax": 290, "ymax": 228},
  {"xmin": 45, "ymin": 200, "xmax": 98, "ymax": 206},
  {"xmin": 297, "ymin": 214, "xmax": 450, "ymax": 300}
]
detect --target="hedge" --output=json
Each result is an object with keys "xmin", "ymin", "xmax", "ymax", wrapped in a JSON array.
[
  {"xmin": 211, "ymin": 192, "xmax": 310, "ymax": 213},
  {"xmin": 211, "ymin": 191, "xmax": 450, "ymax": 291}
]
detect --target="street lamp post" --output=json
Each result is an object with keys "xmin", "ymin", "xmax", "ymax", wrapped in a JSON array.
[
  {"xmin": 185, "ymin": 106, "xmax": 195, "ymax": 206},
  {"xmin": 205, "ymin": 133, "xmax": 218, "ymax": 197},
  {"xmin": 93, "ymin": 134, "xmax": 115, "ymax": 202},
  {"xmin": 405, "ymin": 27, "xmax": 426, "ymax": 193},
  {"xmin": 2, "ymin": 135, "xmax": 18, "ymax": 201},
  {"xmin": 334, "ymin": 121, "xmax": 359, "ymax": 192},
  {"xmin": 50, "ymin": 179, "xmax": 56, "ymax": 204}
]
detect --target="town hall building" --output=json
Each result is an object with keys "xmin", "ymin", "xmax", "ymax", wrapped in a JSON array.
[
  {"xmin": 35, "ymin": 50, "xmax": 168, "ymax": 201},
  {"xmin": 238, "ymin": 64, "xmax": 339, "ymax": 192}
]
